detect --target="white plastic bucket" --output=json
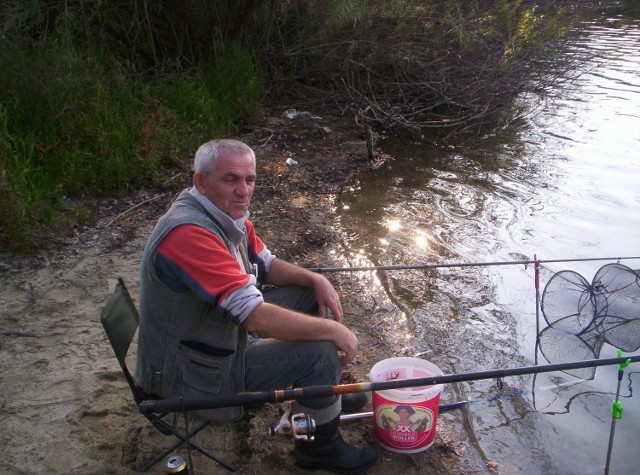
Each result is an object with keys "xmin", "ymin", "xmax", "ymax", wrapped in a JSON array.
[{"xmin": 368, "ymin": 357, "xmax": 444, "ymax": 453}]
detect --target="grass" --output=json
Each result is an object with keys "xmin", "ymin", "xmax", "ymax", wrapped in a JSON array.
[{"xmin": 0, "ymin": 40, "xmax": 262, "ymax": 252}]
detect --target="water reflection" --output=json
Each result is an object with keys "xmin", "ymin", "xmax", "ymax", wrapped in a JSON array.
[{"xmin": 333, "ymin": 4, "xmax": 640, "ymax": 474}]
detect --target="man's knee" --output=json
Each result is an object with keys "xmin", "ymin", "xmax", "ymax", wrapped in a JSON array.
[
  {"xmin": 286, "ymin": 340, "xmax": 340, "ymax": 393},
  {"xmin": 262, "ymin": 285, "xmax": 318, "ymax": 314},
  {"xmin": 312, "ymin": 340, "xmax": 341, "ymax": 376}
]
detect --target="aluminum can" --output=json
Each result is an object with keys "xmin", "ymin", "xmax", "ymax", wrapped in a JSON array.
[{"xmin": 166, "ymin": 454, "xmax": 189, "ymax": 474}]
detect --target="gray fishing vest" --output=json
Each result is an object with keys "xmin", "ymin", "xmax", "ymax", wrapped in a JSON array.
[{"xmin": 136, "ymin": 189, "xmax": 248, "ymax": 421}]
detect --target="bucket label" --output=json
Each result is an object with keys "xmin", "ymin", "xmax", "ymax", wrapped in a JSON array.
[{"xmin": 374, "ymin": 403, "xmax": 435, "ymax": 450}]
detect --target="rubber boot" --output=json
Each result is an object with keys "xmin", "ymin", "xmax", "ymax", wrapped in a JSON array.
[
  {"xmin": 341, "ymin": 392, "xmax": 368, "ymax": 413},
  {"xmin": 295, "ymin": 415, "xmax": 377, "ymax": 474}
]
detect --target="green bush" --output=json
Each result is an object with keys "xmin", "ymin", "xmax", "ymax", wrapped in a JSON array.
[
  {"xmin": 256, "ymin": 0, "xmax": 581, "ymax": 134},
  {"xmin": 0, "ymin": 0, "xmax": 585, "ymax": 252},
  {"xmin": 0, "ymin": 35, "xmax": 262, "ymax": 251}
]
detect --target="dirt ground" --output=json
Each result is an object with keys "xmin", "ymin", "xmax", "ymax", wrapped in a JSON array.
[{"xmin": 0, "ymin": 111, "xmax": 490, "ymax": 474}]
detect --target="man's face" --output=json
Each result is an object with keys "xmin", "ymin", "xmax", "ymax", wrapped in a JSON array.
[{"xmin": 196, "ymin": 151, "xmax": 256, "ymax": 220}]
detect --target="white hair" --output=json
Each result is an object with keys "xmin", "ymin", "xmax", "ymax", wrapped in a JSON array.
[{"xmin": 194, "ymin": 139, "xmax": 255, "ymax": 174}]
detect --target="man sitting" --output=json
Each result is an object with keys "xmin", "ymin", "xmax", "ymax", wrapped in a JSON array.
[{"xmin": 136, "ymin": 139, "xmax": 377, "ymax": 473}]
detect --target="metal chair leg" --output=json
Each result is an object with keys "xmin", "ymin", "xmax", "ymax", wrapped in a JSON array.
[{"xmin": 140, "ymin": 419, "xmax": 237, "ymax": 472}]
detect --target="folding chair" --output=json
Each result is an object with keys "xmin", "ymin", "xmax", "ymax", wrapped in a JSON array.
[{"xmin": 100, "ymin": 277, "xmax": 237, "ymax": 472}]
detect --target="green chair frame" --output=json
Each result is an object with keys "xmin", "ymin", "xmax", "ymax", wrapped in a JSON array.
[{"xmin": 100, "ymin": 277, "xmax": 236, "ymax": 472}]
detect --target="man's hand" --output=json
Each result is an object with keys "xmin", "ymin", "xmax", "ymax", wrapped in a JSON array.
[
  {"xmin": 312, "ymin": 274, "xmax": 344, "ymax": 322},
  {"xmin": 266, "ymin": 258, "xmax": 344, "ymax": 322},
  {"xmin": 333, "ymin": 322, "xmax": 358, "ymax": 366}
]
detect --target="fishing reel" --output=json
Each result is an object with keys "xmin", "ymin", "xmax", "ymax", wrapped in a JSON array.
[{"xmin": 268, "ymin": 403, "xmax": 316, "ymax": 440}]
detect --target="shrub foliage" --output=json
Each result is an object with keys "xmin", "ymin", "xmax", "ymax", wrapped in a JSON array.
[{"xmin": 0, "ymin": 0, "xmax": 588, "ymax": 251}]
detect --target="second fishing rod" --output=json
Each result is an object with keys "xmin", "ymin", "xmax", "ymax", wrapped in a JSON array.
[
  {"xmin": 139, "ymin": 354, "xmax": 639, "ymax": 414},
  {"xmin": 306, "ymin": 255, "xmax": 640, "ymax": 273}
]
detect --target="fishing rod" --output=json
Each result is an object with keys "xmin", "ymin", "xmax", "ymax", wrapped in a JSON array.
[
  {"xmin": 139, "ymin": 355, "xmax": 640, "ymax": 414},
  {"xmin": 534, "ymin": 254, "xmax": 541, "ymax": 365},
  {"xmin": 307, "ymin": 256, "xmax": 640, "ymax": 273},
  {"xmin": 605, "ymin": 351, "xmax": 632, "ymax": 475}
]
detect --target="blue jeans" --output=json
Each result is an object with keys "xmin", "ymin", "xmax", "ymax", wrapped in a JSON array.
[{"xmin": 244, "ymin": 286, "xmax": 342, "ymax": 422}]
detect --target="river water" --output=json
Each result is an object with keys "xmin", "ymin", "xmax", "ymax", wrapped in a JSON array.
[{"xmin": 332, "ymin": 4, "xmax": 640, "ymax": 474}]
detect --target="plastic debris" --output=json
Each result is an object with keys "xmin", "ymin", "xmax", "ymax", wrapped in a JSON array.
[{"xmin": 283, "ymin": 109, "xmax": 322, "ymax": 120}]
